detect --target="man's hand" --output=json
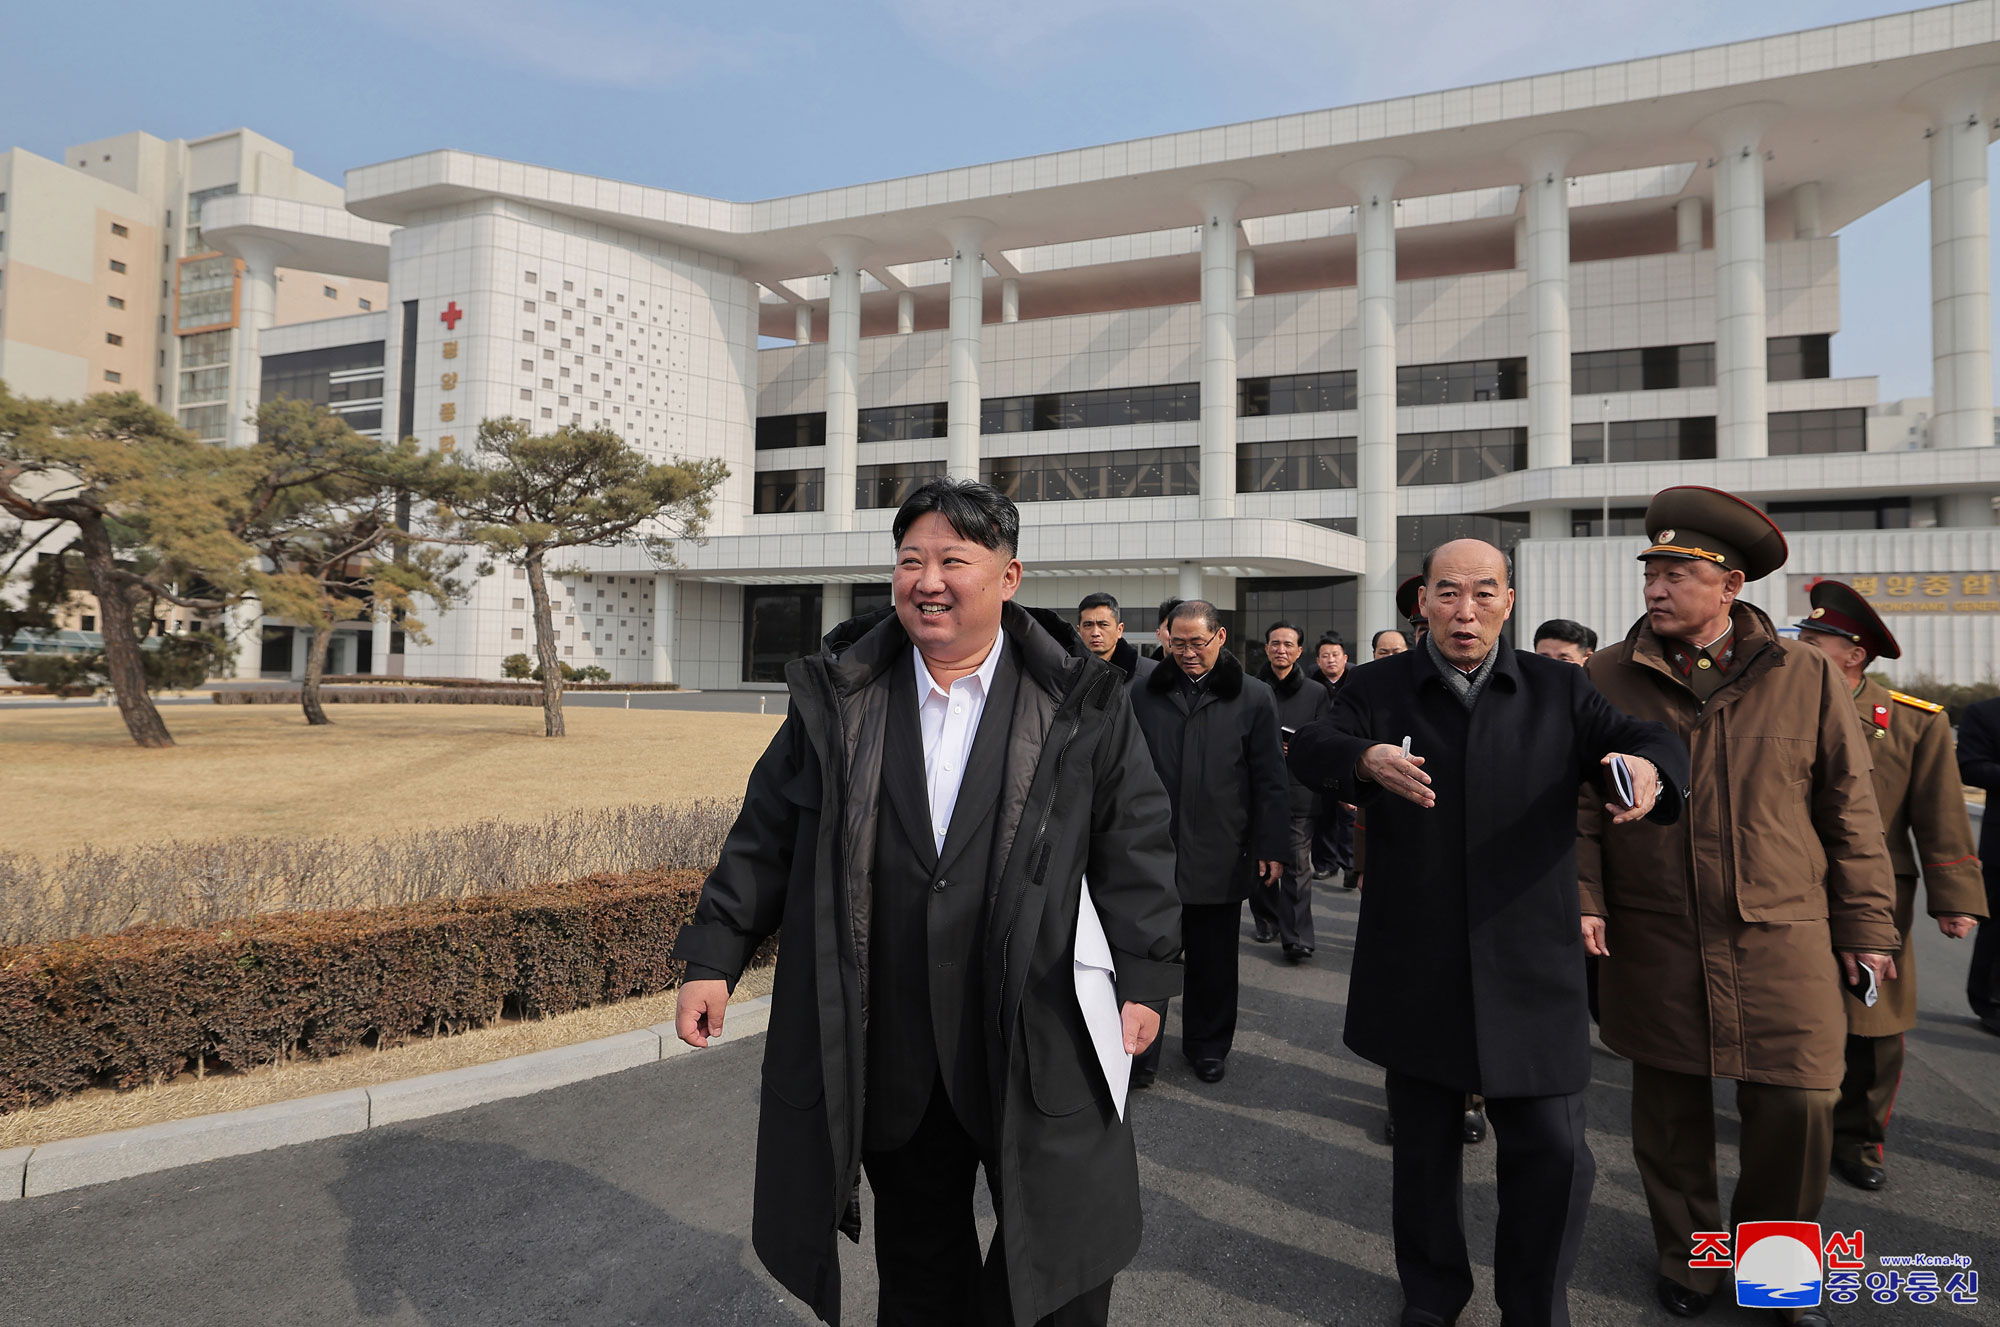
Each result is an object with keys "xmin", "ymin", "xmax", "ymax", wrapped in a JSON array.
[
  {"xmin": 1357, "ymin": 744, "xmax": 1433, "ymax": 808},
  {"xmin": 1939, "ymin": 914, "xmax": 1978, "ymax": 939},
  {"xmin": 675, "ymin": 978, "xmax": 731, "ymax": 1048},
  {"xmin": 1839, "ymin": 951, "xmax": 1900, "ymax": 986},
  {"xmin": 1603, "ymin": 753, "xmax": 1661, "ymax": 826},
  {"xmin": 1121, "ymin": 1001, "xmax": 1161, "ymax": 1056},
  {"xmin": 1258, "ymin": 858, "xmax": 1285, "ymax": 885},
  {"xmin": 1581, "ymin": 915, "xmax": 1609, "ymax": 957}
]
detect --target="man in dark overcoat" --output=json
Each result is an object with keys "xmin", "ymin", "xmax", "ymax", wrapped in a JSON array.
[
  {"xmin": 1128, "ymin": 599, "xmax": 1289, "ymax": 1085},
  {"xmin": 1290, "ymin": 538, "xmax": 1688, "ymax": 1327},
  {"xmin": 1955, "ymin": 696, "xmax": 2000, "ymax": 1038},
  {"xmin": 672, "ymin": 479, "xmax": 1183, "ymax": 1326},
  {"xmin": 1252, "ymin": 619, "xmax": 1330, "ymax": 959}
]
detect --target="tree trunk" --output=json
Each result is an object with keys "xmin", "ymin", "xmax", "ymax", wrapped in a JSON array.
[
  {"xmin": 74, "ymin": 515, "xmax": 174, "ymax": 749},
  {"xmin": 301, "ymin": 619, "xmax": 334, "ymax": 726},
  {"xmin": 526, "ymin": 551, "xmax": 564, "ymax": 737}
]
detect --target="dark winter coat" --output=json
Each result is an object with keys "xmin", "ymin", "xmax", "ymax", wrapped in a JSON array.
[
  {"xmin": 1107, "ymin": 635, "xmax": 1156, "ymax": 692},
  {"xmin": 1289, "ymin": 637, "xmax": 1689, "ymax": 1097},
  {"xmin": 1259, "ymin": 663, "xmax": 1331, "ymax": 816},
  {"xmin": 1129, "ymin": 649, "xmax": 1291, "ymax": 905},
  {"xmin": 671, "ymin": 602, "xmax": 1183, "ymax": 1325}
]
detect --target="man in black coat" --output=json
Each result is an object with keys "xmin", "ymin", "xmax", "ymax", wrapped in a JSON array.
[
  {"xmin": 673, "ymin": 480, "xmax": 1183, "ymax": 1326},
  {"xmin": 1309, "ymin": 631, "xmax": 1357, "ymax": 887},
  {"xmin": 1251, "ymin": 619, "xmax": 1329, "ymax": 959},
  {"xmin": 1289, "ymin": 539, "xmax": 1689, "ymax": 1327},
  {"xmin": 1956, "ymin": 696, "xmax": 2000, "ymax": 1037},
  {"xmin": 1076, "ymin": 590, "xmax": 1153, "ymax": 691},
  {"xmin": 1128, "ymin": 599, "xmax": 1290, "ymax": 1086}
]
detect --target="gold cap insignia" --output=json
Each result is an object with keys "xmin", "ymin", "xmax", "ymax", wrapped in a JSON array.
[
  {"xmin": 1657, "ymin": 529, "xmax": 1675, "ymax": 542},
  {"xmin": 1810, "ymin": 607, "xmax": 1826, "ymax": 618}
]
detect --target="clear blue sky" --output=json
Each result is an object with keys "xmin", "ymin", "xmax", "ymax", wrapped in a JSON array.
[{"xmin": 1, "ymin": 0, "xmax": 1984, "ymax": 401}]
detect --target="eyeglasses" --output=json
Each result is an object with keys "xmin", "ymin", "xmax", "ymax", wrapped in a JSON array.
[{"xmin": 1166, "ymin": 632, "xmax": 1220, "ymax": 655}]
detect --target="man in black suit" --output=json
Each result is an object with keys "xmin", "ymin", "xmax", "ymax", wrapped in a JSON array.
[
  {"xmin": 1956, "ymin": 696, "xmax": 2000, "ymax": 1037},
  {"xmin": 1290, "ymin": 538, "xmax": 1688, "ymax": 1327},
  {"xmin": 1129, "ymin": 600, "xmax": 1290, "ymax": 1085},
  {"xmin": 673, "ymin": 480, "xmax": 1183, "ymax": 1325},
  {"xmin": 1252, "ymin": 619, "xmax": 1330, "ymax": 959}
]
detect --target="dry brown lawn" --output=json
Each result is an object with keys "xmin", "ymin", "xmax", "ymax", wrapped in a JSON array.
[
  {"xmin": 0, "ymin": 703, "xmax": 782, "ymax": 860},
  {"xmin": 0, "ymin": 966, "xmax": 776, "ymax": 1150}
]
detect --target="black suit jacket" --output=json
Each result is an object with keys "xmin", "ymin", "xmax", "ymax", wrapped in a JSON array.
[
  {"xmin": 1957, "ymin": 697, "xmax": 2000, "ymax": 875},
  {"xmin": 1288, "ymin": 638, "xmax": 1688, "ymax": 1097}
]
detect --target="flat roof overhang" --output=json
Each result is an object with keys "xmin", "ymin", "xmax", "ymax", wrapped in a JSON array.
[{"xmin": 200, "ymin": 195, "xmax": 394, "ymax": 282}]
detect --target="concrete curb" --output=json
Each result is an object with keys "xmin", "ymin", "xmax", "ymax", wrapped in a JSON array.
[{"xmin": 14, "ymin": 995, "xmax": 773, "ymax": 1200}]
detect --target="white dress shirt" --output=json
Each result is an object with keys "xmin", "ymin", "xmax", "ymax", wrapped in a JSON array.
[{"xmin": 914, "ymin": 633, "xmax": 1005, "ymax": 856}]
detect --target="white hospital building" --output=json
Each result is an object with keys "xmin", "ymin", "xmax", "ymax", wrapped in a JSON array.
[{"xmin": 12, "ymin": 3, "xmax": 2000, "ymax": 685}]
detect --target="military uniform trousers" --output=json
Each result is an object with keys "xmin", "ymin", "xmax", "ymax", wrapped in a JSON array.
[
  {"xmin": 1835, "ymin": 873, "xmax": 1922, "ymax": 1174},
  {"xmin": 1635, "ymin": 1062, "xmax": 1837, "ymax": 1320},
  {"xmin": 1248, "ymin": 809, "xmax": 1317, "ymax": 950}
]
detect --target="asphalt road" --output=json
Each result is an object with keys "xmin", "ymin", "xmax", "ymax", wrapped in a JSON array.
[{"xmin": 2, "ymin": 886, "xmax": 1994, "ymax": 1326}]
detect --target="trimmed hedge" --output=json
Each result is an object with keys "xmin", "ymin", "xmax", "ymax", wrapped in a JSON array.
[
  {"xmin": 0, "ymin": 868, "xmax": 765, "ymax": 1111},
  {"xmin": 213, "ymin": 687, "xmax": 539, "ymax": 706}
]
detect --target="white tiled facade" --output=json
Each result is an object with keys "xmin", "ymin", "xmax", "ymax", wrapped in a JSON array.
[{"xmin": 170, "ymin": 2, "xmax": 2000, "ymax": 685}]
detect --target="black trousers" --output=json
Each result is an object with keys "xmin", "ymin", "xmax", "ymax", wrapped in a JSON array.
[
  {"xmin": 1970, "ymin": 874, "xmax": 2000, "ymax": 1019},
  {"xmin": 863, "ymin": 1078, "xmax": 1112, "ymax": 1326},
  {"xmin": 1311, "ymin": 800, "xmax": 1354, "ymax": 875},
  {"xmin": 1133, "ymin": 899, "xmax": 1243, "ymax": 1075},
  {"xmin": 1385, "ymin": 1071, "xmax": 1595, "ymax": 1327},
  {"xmin": 1249, "ymin": 811, "xmax": 1318, "ymax": 949}
]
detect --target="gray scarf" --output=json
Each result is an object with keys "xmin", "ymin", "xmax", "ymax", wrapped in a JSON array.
[{"xmin": 1426, "ymin": 633, "xmax": 1497, "ymax": 712}]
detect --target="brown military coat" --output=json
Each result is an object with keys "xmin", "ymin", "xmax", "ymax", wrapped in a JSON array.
[
  {"xmin": 1579, "ymin": 602, "xmax": 1900, "ymax": 1090},
  {"xmin": 1845, "ymin": 676, "xmax": 1988, "ymax": 1036}
]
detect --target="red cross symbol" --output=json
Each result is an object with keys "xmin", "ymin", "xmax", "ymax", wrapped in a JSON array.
[{"xmin": 439, "ymin": 301, "xmax": 464, "ymax": 330}]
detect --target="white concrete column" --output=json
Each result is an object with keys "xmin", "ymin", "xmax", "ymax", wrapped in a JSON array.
[
  {"xmin": 1910, "ymin": 70, "xmax": 2000, "ymax": 451},
  {"xmin": 1792, "ymin": 181, "xmax": 1823, "ymax": 240},
  {"xmin": 229, "ymin": 593, "xmax": 263, "ymax": 679},
  {"xmin": 897, "ymin": 290, "xmax": 915, "ymax": 335},
  {"xmin": 226, "ymin": 237, "xmax": 288, "ymax": 450},
  {"xmin": 1704, "ymin": 105, "xmax": 1779, "ymax": 460},
  {"xmin": 1178, "ymin": 562, "xmax": 1204, "ymax": 602},
  {"xmin": 1236, "ymin": 248, "xmax": 1256, "ymax": 299},
  {"xmin": 1196, "ymin": 180, "xmax": 1251, "ymax": 520},
  {"xmin": 1342, "ymin": 158, "xmax": 1411, "ymax": 637},
  {"xmin": 650, "ymin": 573, "xmax": 676, "ymax": 685},
  {"xmin": 1000, "ymin": 277, "xmax": 1020, "ymax": 323},
  {"xmin": 1944, "ymin": 492, "xmax": 1997, "ymax": 527},
  {"xmin": 821, "ymin": 237, "xmax": 865, "ymax": 532},
  {"xmin": 821, "ymin": 582, "xmax": 853, "ymax": 637},
  {"xmin": 944, "ymin": 219, "xmax": 991, "ymax": 481},
  {"xmin": 1516, "ymin": 134, "xmax": 1583, "ymax": 472},
  {"xmin": 718, "ymin": 279, "xmax": 758, "ymax": 537},
  {"xmin": 793, "ymin": 304, "xmax": 812, "ymax": 345},
  {"xmin": 1513, "ymin": 216, "xmax": 1528, "ymax": 269},
  {"xmin": 1528, "ymin": 508, "xmax": 1567, "ymax": 539},
  {"xmin": 1675, "ymin": 196, "xmax": 1704, "ymax": 253}
]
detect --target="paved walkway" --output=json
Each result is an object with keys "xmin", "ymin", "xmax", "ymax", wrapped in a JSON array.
[{"xmin": 2, "ymin": 886, "xmax": 1993, "ymax": 1325}]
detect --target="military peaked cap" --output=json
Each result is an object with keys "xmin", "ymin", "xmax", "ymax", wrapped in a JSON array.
[
  {"xmin": 1638, "ymin": 485, "xmax": 1788, "ymax": 581},
  {"xmin": 1396, "ymin": 575, "xmax": 1423, "ymax": 624},
  {"xmin": 1798, "ymin": 578, "xmax": 1901, "ymax": 661}
]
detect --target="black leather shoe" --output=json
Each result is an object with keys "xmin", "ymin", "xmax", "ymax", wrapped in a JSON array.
[
  {"xmin": 1790, "ymin": 1308, "xmax": 1834, "ymax": 1327},
  {"xmin": 1129, "ymin": 1067, "xmax": 1156, "ymax": 1091},
  {"xmin": 1979, "ymin": 1013, "xmax": 2000, "ymax": 1038},
  {"xmin": 1311, "ymin": 868, "xmax": 1337, "ymax": 881},
  {"xmin": 1283, "ymin": 944, "xmax": 1314, "ymax": 962},
  {"xmin": 1342, "ymin": 870, "xmax": 1361, "ymax": 890},
  {"xmin": 1461, "ymin": 1106, "xmax": 1487, "ymax": 1144},
  {"xmin": 1832, "ymin": 1156, "xmax": 1886, "ymax": 1191},
  {"xmin": 1398, "ymin": 1308, "xmax": 1456, "ymax": 1327},
  {"xmin": 1192, "ymin": 1058, "xmax": 1227, "ymax": 1083},
  {"xmin": 1252, "ymin": 920, "xmax": 1277, "ymax": 943},
  {"xmin": 1655, "ymin": 1276, "xmax": 1711, "ymax": 1318}
]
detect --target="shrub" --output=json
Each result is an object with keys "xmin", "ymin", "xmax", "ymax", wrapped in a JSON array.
[
  {"xmin": 213, "ymin": 687, "xmax": 540, "ymax": 706},
  {"xmin": 0, "ymin": 868, "xmax": 774, "ymax": 1110},
  {"xmin": 501, "ymin": 652, "xmax": 533, "ymax": 679},
  {"xmin": 7, "ymin": 654, "xmax": 99, "ymax": 697}
]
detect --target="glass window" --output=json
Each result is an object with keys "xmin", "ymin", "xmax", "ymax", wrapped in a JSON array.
[
  {"xmin": 179, "ymin": 366, "xmax": 230, "ymax": 401},
  {"xmin": 1768, "ymin": 407, "xmax": 1864, "ymax": 455},
  {"xmin": 742, "ymin": 586, "xmax": 823, "ymax": 682},
  {"xmin": 755, "ymin": 412, "xmax": 828, "ymax": 450},
  {"xmin": 179, "ymin": 328, "xmax": 231, "ymax": 368},
  {"xmin": 258, "ymin": 342, "xmax": 386, "ymax": 413},
  {"xmin": 1395, "ymin": 513, "xmax": 1531, "ymax": 583},
  {"xmin": 1395, "ymin": 428, "xmax": 1528, "ymax": 485},
  {"xmin": 1238, "ymin": 370, "xmax": 1356, "ymax": 417},
  {"xmin": 110, "ymin": 222, "xmax": 128, "ymax": 237},
  {"xmin": 1571, "ymin": 417, "xmax": 1717, "ymax": 464},
  {"xmin": 1236, "ymin": 437, "xmax": 1356, "ymax": 491},
  {"xmin": 857, "ymin": 461, "xmax": 944, "ymax": 510},
  {"xmin": 858, "ymin": 401, "xmax": 948, "ymax": 443},
  {"xmin": 982, "ymin": 447, "xmax": 1199, "ymax": 501},
  {"xmin": 754, "ymin": 468, "xmax": 825, "ymax": 514},
  {"xmin": 178, "ymin": 403, "xmax": 229, "ymax": 441},
  {"xmin": 1238, "ymin": 577, "xmax": 1357, "ymax": 675},
  {"xmin": 1569, "ymin": 506, "xmax": 1650, "ymax": 538},
  {"xmin": 980, "ymin": 383, "xmax": 1199, "ymax": 433},
  {"xmin": 1765, "ymin": 498, "xmax": 1910, "ymax": 532},
  {"xmin": 183, "ymin": 184, "xmax": 237, "ymax": 254},
  {"xmin": 1767, "ymin": 335, "xmax": 1831, "ymax": 382},
  {"xmin": 176, "ymin": 255, "xmax": 237, "ymax": 332}
]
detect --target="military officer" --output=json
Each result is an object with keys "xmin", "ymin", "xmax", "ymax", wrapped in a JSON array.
[{"xmin": 1793, "ymin": 579, "xmax": 1986, "ymax": 1192}]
